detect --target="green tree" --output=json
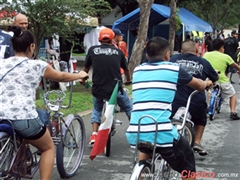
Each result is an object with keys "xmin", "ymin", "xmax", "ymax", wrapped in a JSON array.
[
  {"xmin": 179, "ymin": 0, "xmax": 240, "ymax": 34},
  {"xmin": 128, "ymin": 0, "xmax": 154, "ymax": 75},
  {"xmin": 1, "ymin": 0, "xmax": 111, "ymax": 58},
  {"xmin": 169, "ymin": 0, "xmax": 178, "ymax": 54}
]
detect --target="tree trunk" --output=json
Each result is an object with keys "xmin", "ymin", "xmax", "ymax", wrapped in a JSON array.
[
  {"xmin": 128, "ymin": 0, "xmax": 154, "ymax": 76},
  {"xmin": 169, "ymin": 0, "xmax": 177, "ymax": 55}
]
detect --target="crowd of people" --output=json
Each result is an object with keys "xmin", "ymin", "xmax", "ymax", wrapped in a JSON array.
[{"xmin": 1, "ymin": 12, "xmax": 240, "ymax": 180}]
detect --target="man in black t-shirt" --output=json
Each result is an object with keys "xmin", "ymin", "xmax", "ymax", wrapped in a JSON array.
[
  {"xmin": 83, "ymin": 28, "xmax": 132, "ymax": 146},
  {"xmin": 170, "ymin": 39, "xmax": 218, "ymax": 155},
  {"xmin": 224, "ymin": 30, "xmax": 239, "ymax": 83},
  {"xmin": 224, "ymin": 30, "xmax": 239, "ymax": 60}
]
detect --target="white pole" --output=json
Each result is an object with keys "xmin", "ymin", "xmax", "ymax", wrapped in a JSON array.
[{"xmin": 182, "ymin": 23, "xmax": 185, "ymax": 41}]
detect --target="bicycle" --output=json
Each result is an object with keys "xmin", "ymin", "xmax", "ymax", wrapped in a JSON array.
[
  {"xmin": 0, "ymin": 81, "xmax": 86, "ymax": 179},
  {"xmin": 171, "ymin": 107, "xmax": 195, "ymax": 147},
  {"xmin": 85, "ymin": 80, "xmax": 124, "ymax": 157},
  {"xmin": 101, "ymin": 99, "xmax": 123, "ymax": 157},
  {"xmin": 129, "ymin": 90, "xmax": 199, "ymax": 180},
  {"xmin": 208, "ymin": 83, "xmax": 223, "ymax": 121}
]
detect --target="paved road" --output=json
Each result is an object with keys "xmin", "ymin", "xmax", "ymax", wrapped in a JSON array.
[{"xmin": 30, "ymin": 74, "xmax": 240, "ymax": 180}]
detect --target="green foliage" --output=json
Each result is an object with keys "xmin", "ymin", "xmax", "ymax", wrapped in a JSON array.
[
  {"xmin": 0, "ymin": 0, "xmax": 111, "ymax": 57},
  {"xmin": 175, "ymin": 8, "xmax": 181, "ymax": 32},
  {"xmin": 178, "ymin": 0, "xmax": 240, "ymax": 31}
]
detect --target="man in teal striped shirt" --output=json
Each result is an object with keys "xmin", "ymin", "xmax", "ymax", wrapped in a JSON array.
[{"xmin": 126, "ymin": 37, "xmax": 212, "ymax": 179}]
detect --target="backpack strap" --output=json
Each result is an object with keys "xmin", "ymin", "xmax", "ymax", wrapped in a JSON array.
[{"xmin": 0, "ymin": 59, "xmax": 28, "ymax": 82}]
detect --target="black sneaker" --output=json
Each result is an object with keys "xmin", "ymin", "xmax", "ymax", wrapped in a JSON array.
[
  {"xmin": 193, "ymin": 143, "xmax": 208, "ymax": 156},
  {"xmin": 230, "ymin": 112, "xmax": 240, "ymax": 120}
]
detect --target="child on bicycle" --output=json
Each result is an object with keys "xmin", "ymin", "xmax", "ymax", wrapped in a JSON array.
[
  {"xmin": 203, "ymin": 39, "xmax": 240, "ymax": 120},
  {"xmin": 126, "ymin": 37, "xmax": 212, "ymax": 179}
]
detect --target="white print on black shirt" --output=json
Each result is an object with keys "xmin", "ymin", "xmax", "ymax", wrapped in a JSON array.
[
  {"xmin": 93, "ymin": 47, "xmax": 119, "ymax": 56},
  {"xmin": 176, "ymin": 59, "xmax": 203, "ymax": 76}
]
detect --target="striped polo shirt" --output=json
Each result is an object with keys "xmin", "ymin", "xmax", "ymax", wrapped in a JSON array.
[{"xmin": 126, "ymin": 59, "xmax": 192, "ymax": 147}]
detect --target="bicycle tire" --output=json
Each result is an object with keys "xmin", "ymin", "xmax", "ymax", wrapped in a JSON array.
[
  {"xmin": 130, "ymin": 161, "xmax": 152, "ymax": 180},
  {"xmin": 171, "ymin": 120, "xmax": 195, "ymax": 147},
  {"xmin": 209, "ymin": 89, "xmax": 218, "ymax": 120},
  {"xmin": 104, "ymin": 132, "xmax": 111, "ymax": 157},
  {"xmin": 56, "ymin": 115, "xmax": 86, "ymax": 178},
  {"xmin": 217, "ymin": 97, "xmax": 223, "ymax": 114},
  {"xmin": 0, "ymin": 136, "xmax": 14, "ymax": 177}
]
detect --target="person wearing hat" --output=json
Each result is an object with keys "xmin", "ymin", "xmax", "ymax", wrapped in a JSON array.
[
  {"xmin": 81, "ymin": 28, "xmax": 132, "ymax": 146},
  {"xmin": 112, "ymin": 28, "xmax": 129, "ymax": 105}
]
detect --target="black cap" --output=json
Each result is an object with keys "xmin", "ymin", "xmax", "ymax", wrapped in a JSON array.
[
  {"xmin": 231, "ymin": 30, "xmax": 238, "ymax": 35},
  {"xmin": 112, "ymin": 28, "xmax": 124, "ymax": 36}
]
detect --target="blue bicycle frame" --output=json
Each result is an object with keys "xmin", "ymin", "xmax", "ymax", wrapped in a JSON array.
[{"xmin": 208, "ymin": 84, "xmax": 223, "ymax": 120}]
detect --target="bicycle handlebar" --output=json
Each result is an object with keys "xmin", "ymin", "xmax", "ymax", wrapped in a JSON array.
[
  {"xmin": 177, "ymin": 90, "xmax": 199, "ymax": 131},
  {"xmin": 43, "ymin": 81, "xmax": 75, "ymax": 111}
]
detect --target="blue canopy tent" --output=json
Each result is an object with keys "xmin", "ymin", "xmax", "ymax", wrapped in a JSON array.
[
  {"xmin": 112, "ymin": 4, "xmax": 213, "ymax": 55},
  {"xmin": 113, "ymin": 4, "xmax": 213, "ymax": 32},
  {"xmin": 113, "ymin": 4, "xmax": 170, "ymax": 31}
]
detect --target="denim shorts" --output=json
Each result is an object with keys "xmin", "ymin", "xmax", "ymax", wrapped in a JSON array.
[
  {"xmin": 91, "ymin": 90, "xmax": 132, "ymax": 124},
  {"xmin": 156, "ymin": 135, "xmax": 196, "ymax": 173},
  {"xmin": 11, "ymin": 117, "xmax": 46, "ymax": 140}
]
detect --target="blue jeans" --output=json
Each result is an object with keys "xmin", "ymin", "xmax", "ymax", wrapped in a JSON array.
[{"xmin": 91, "ymin": 91, "xmax": 132, "ymax": 124}]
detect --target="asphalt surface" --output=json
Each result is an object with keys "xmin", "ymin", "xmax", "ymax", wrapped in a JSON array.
[{"xmin": 26, "ymin": 73, "xmax": 240, "ymax": 180}]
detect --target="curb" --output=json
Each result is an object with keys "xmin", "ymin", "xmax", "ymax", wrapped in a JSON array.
[{"xmin": 77, "ymin": 110, "xmax": 92, "ymax": 117}]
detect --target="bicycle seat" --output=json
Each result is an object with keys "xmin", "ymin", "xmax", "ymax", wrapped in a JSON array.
[
  {"xmin": 0, "ymin": 121, "xmax": 22, "ymax": 139},
  {"xmin": 137, "ymin": 142, "xmax": 154, "ymax": 154},
  {"xmin": 0, "ymin": 122, "xmax": 14, "ymax": 137}
]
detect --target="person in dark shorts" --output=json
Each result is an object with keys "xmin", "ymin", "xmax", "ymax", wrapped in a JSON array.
[
  {"xmin": 126, "ymin": 37, "xmax": 213, "ymax": 179},
  {"xmin": 170, "ymin": 39, "xmax": 218, "ymax": 155}
]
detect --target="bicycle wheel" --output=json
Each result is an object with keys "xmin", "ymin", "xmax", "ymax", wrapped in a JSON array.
[
  {"xmin": 0, "ymin": 136, "xmax": 14, "ymax": 177},
  {"xmin": 171, "ymin": 120, "xmax": 195, "ymax": 147},
  {"xmin": 217, "ymin": 96, "xmax": 223, "ymax": 113},
  {"xmin": 56, "ymin": 115, "xmax": 86, "ymax": 178},
  {"xmin": 130, "ymin": 161, "xmax": 152, "ymax": 180},
  {"xmin": 104, "ymin": 132, "xmax": 111, "ymax": 157}
]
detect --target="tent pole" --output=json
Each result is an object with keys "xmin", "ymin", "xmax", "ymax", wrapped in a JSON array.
[
  {"xmin": 127, "ymin": 24, "xmax": 130, "ymax": 53},
  {"xmin": 182, "ymin": 23, "xmax": 185, "ymax": 41}
]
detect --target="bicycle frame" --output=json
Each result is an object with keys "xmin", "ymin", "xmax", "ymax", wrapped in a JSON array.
[
  {"xmin": 208, "ymin": 84, "xmax": 222, "ymax": 117},
  {"xmin": 0, "ymin": 81, "xmax": 80, "ymax": 179},
  {"xmin": 133, "ymin": 115, "xmax": 158, "ymax": 174},
  {"xmin": 130, "ymin": 90, "xmax": 199, "ymax": 180},
  {"xmin": 0, "ymin": 120, "xmax": 40, "ymax": 179},
  {"xmin": 175, "ymin": 90, "xmax": 199, "ymax": 133}
]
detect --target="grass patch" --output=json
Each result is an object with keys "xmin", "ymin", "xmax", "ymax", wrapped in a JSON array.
[
  {"xmin": 72, "ymin": 53, "xmax": 86, "ymax": 57},
  {"xmin": 36, "ymin": 83, "xmax": 93, "ymax": 116},
  {"xmin": 36, "ymin": 82, "xmax": 132, "ymax": 116}
]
